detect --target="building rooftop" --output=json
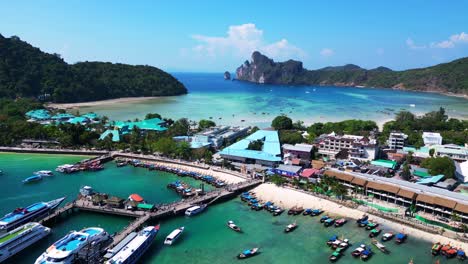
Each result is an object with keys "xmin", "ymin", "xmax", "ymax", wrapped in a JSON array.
[
  {"xmin": 25, "ymin": 109, "xmax": 51, "ymax": 120},
  {"xmin": 276, "ymin": 164, "xmax": 302, "ymax": 173},
  {"xmin": 416, "ymin": 175, "xmax": 445, "ymax": 185},
  {"xmin": 435, "ymin": 144, "xmax": 468, "ymax": 156},
  {"xmin": 456, "ymin": 161, "xmax": 468, "ymax": 183},
  {"xmin": 219, "ymin": 130, "xmax": 281, "ymax": 162},
  {"xmin": 370, "ymin": 159, "xmax": 397, "ymax": 170},
  {"xmin": 113, "ymin": 118, "xmax": 167, "ymax": 132},
  {"xmin": 283, "ymin": 143, "xmax": 313, "ymax": 153},
  {"xmin": 99, "ymin": 130, "xmax": 120, "ymax": 142}
]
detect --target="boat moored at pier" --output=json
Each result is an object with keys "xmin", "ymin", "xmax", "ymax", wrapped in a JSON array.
[
  {"xmin": 0, "ymin": 222, "xmax": 50, "ymax": 262},
  {"xmin": 164, "ymin": 227, "xmax": 184, "ymax": 245}
]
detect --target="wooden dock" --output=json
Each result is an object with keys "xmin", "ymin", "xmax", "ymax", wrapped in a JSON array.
[{"xmin": 40, "ymin": 179, "xmax": 262, "ymax": 250}]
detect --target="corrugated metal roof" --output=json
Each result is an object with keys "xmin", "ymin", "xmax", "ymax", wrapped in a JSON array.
[{"xmin": 219, "ymin": 130, "xmax": 281, "ymax": 162}]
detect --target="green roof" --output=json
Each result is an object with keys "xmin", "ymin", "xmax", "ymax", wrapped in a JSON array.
[
  {"xmin": 413, "ymin": 170, "xmax": 431, "ymax": 178},
  {"xmin": 137, "ymin": 203, "xmax": 154, "ymax": 210},
  {"xmin": 99, "ymin": 130, "xmax": 120, "ymax": 142},
  {"xmin": 371, "ymin": 159, "xmax": 397, "ymax": 169},
  {"xmin": 416, "ymin": 175, "xmax": 445, "ymax": 185},
  {"xmin": 113, "ymin": 118, "xmax": 167, "ymax": 131}
]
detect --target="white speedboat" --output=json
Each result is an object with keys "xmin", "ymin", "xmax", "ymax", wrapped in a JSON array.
[
  {"xmin": 227, "ymin": 221, "xmax": 242, "ymax": 232},
  {"xmin": 164, "ymin": 226, "xmax": 184, "ymax": 245},
  {"xmin": 185, "ymin": 204, "xmax": 207, "ymax": 216},
  {"xmin": 34, "ymin": 170, "xmax": 54, "ymax": 176},
  {"xmin": 35, "ymin": 227, "xmax": 109, "ymax": 264},
  {"xmin": 0, "ymin": 222, "xmax": 50, "ymax": 262},
  {"xmin": 105, "ymin": 225, "xmax": 160, "ymax": 264}
]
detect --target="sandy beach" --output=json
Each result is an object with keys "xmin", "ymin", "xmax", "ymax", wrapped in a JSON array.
[
  {"xmin": 47, "ymin": 97, "xmax": 160, "ymax": 109},
  {"xmin": 253, "ymin": 183, "xmax": 468, "ymax": 248}
]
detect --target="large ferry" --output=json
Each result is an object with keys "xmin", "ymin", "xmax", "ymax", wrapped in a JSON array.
[
  {"xmin": 0, "ymin": 197, "xmax": 65, "ymax": 231},
  {"xmin": 105, "ymin": 225, "xmax": 160, "ymax": 264},
  {"xmin": 0, "ymin": 222, "xmax": 50, "ymax": 262},
  {"xmin": 35, "ymin": 227, "xmax": 110, "ymax": 264}
]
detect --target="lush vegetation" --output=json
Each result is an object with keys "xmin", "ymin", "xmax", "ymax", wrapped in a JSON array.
[
  {"xmin": 198, "ymin": 119, "xmax": 216, "ymax": 131},
  {"xmin": 0, "ymin": 34, "xmax": 187, "ymax": 103},
  {"xmin": 307, "ymin": 120, "xmax": 378, "ymax": 140},
  {"xmin": 247, "ymin": 139, "xmax": 264, "ymax": 151},
  {"xmin": 380, "ymin": 107, "xmax": 468, "ymax": 147},
  {"xmin": 421, "ymin": 156, "xmax": 456, "ymax": 179},
  {"xmin": 237, "ymin": 51, "xmax": 468, "ymax": 94},
  {"xmin": 271, "ymin": 115, "xmax": 293, "ymax": 130}
]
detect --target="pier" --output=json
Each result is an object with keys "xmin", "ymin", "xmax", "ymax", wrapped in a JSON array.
[{"xmin": 40, "ymin": 179, "xmax": 262, "ymax": 250}]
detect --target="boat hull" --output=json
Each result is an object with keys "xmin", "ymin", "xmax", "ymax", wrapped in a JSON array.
[{"xmin": 0, "ymin": 224, "xmax": 50, "ymax": 262}]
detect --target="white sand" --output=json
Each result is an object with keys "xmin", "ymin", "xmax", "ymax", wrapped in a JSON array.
[
  {"xmin": 47, "ymin": 97, "xmax": 159, "ymax": 109},
  {"xmin": 253, "ymin": 183, "xmax": 468, "ymax": 249}
]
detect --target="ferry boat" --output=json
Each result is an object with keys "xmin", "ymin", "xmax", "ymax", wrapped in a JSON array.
[
  {"xmin": 35, "ymin": 227, "xmax": 110, "ymax": 264},
  {"xmin": 105, "ymin": 225, "xmax": 160, "ymax": 264},
  {"xmin": 22, "ymin": 175, "xmax": 43, "ymax": 183},
  {"xmin": 34, "ymin": 170, "xmax": 54, "ymax": 177},
  {"xmin": 0, "ymin": 222, "xmax": 50, "ymax": 262},
  {"xmin": 185, "ymin": 204, "xmax": 207, "ymax": 216},
  {"xmin": 164, "ymin": 226, "xmax": 184, "ymax": 245},
  {"xmin": 0, "ymin": 197, "xmax": 65, "ymax": 231}
]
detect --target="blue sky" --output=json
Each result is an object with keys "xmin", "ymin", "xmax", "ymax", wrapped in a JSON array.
[{"xmin": 1, "ymin": 0, "xmax": 467, "ymax": 72}]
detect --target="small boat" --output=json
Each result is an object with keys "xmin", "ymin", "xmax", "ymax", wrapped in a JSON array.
[
  {"xmin": 164, "ymin": 227, "xmax": 184, "ymax": 245},
  {"xmin": 351, "ymin": 244, "xmax": 366, "ymax": 257},
  {"xmin": 324, "ymin": 218, "xmax": 335, "ymax": 227},
  {"xmin": 357, "ymin": 214, "xmax": 368, "ymax": 224},
  {"xmin": 329, "ymin": 248, "xmax": 343, "ymax": 262},
  {"xmin": 457, "ymin": 248, "xmax": 466, "ymax": 260},
  {"xmin": 330, "ymin": 239, "xmax": 342, "ymax": 249},
  {"xmin": 34, "ymin": 170, "xmax": 53, "ymax": 176},
  {"xmin": 237, "ymin": 248, "xmax": 259, "ymax": 259},
  {"xmin": 334, "ymin": 218, "xmax": 347, "ymax": 227},
  {"xmin": 445, "ymin": 247, "xmax": 458, "ymax": 258},
  {"xmin": 441, "ymin": 244, "xmax": 452, "ymax": 256},
  {"xmin": 395, "ymin": 233, "xmax": 407, "ymax": 244},
  {"xmin": 185, "ymin": 204, "xmax": 207, "ymax": 216},
  {"xmin": 327, "ymin": 235, "xmax": 338, "ymax": 246},
  {"xmin": 432, "ymin": 242, "xmax": 442, "ymax": 255},
  {"xmin": 263, "ymin": 201, "xmax": 274, "ymax": 210},
  {"xmin": 366, "ymin": 222, "xmax": 379, "ymax": 230},
  {"xmin": 338, "ymin": 239, "xmax": 350, "ymax": 249},
  {"xmin": 22, "ymin": 175, "xmax": 43, "ymax": 183},
  {"xmin": 310, "ymin": 209, "xmax": 324, "ymax": 216},
  {"xmin": 288, "ymin": 206, "xmax": 304, "ymax": 215},
  {"xmin": 360, "ymin": 248, "xmax": 373, "ymax": 261},
  {"xmin": 227, "ymin": 221, "xmax": 241, "ymax": 233},
  {"xmin": 371, "ymin": 239, "xmax": 389, "ymax": 254},
  {"xmin": 303, "ymin": 209, "xmax": 313, "ymax": 216},
  {"xmin": 272, "ymin": 208, "xmax": 284, "ymax": 216},
  {"xmin": 320, "ymin": 215, "xmax": 330, "ymax": 223},
  {"xmin": 251, "ymin": 203, "xmax": 263, "ymax": 211},
  {"xmin": 358, "ymin": 219, "xmax": 369, "ymax": 227},
  {"xmin": 284, "ymin": 222, "xmax": 298, "ymax": 233},
  {"xmin": 381, "ymin": 232, "xmax": 394, "ymax": 241},
  {"xmin": 369, "ymin": 228, "xmax": 381, "ymax": 238}
]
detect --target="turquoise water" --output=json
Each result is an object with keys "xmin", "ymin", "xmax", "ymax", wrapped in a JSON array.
[
  {"xmin": 0, "ymin": 153, "xmax": 455, "ymax": 263},
  {"xmin": 75, "ymin": 73, "xmax": 468, "ymax": 128}
]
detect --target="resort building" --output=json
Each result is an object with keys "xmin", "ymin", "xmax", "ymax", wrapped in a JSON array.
[
  {"xmin": 99, "ymin": 118, "xmax": 167, "ymax": 142},
  {"xmin": 324, "ymin": 169, "xmax": 468, "ymax": 223},
  {"xmin": 174, "ymin": 126, "xmax": 249, "ymax": 149},
  {"xmin": 270, "ymin": 164, "xmax": 303, "ymax": 177},
  {"xmin": 219, "ymin": 130, "xmax": 281, "ymax": 167},
  {"xmin": 433, "ymin": 144, "xmax": 468, "ymax": 162},
  {"xmin": 387, "ymin": 132, "xmax": 408, "ymax": 150},
  {"xmin": 422, "ymin": 132, "xmax": 443, "ymax": 146},
  {"xmin": 456, "ymin": 161, "xmax": 468, "ymax": 183},
  {"xmin": 25, "ymin": 109, "xmax": 51, "ymax": 121},
  {"xmin": 316, "ymin": 132, "xmax": 377, "ymax": 161},
  {"xmin": 282, "ymin": 143, "xmax": 313, "ymax": 160}
]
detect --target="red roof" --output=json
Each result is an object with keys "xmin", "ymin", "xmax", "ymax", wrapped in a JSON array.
[
  {"xmin": 129, "ymin": 194, "xmax": 144, "ymax": 202},
  {"xmin": 301, "ymin": 168, "xmax": 320, "ymax": 178},
  {"xmin": 292, "ymin": 158, "xmax": 301, "ymax": 165}
]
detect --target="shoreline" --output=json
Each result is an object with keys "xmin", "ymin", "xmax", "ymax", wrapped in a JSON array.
[
  {"xmin": 252, "ymin": 183, "xmax": 468, "ymax": 248},
  {"xmin": 46, "ymin": 96, "xmax": 163, "ymax": 109}
]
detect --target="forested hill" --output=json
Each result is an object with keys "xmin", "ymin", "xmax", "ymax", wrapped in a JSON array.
[
  {"xmin": 236, "ymin": 51, "xmax": 468, "ymax": 95},
  {"xmin": 0, "ymin": 34, "xmax": 187, "ymax": 103}
]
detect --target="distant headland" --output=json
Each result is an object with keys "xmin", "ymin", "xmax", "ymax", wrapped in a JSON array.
[{"xmin": 235, "ymin": 51, "xmax": 468, "ymax": 96}]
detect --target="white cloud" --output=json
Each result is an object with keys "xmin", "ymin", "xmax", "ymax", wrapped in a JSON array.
[
  {"xmin": 406, "ymin": 38, "xmax": 426, "ymax": 50},
  {"xmin": 431, "ymin": 32, "xmax": 468, "ymax": 49},
  {"xmin": 190, "ymin": 23, "xmax": 306, "ymax": 60},
  {"xmin": 319, "ymin": 48, "xmax": 334, "ymax": 57}
]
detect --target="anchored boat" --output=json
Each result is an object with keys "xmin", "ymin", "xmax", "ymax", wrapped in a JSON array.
[
  {"xmin": 284, "ymin": 222, "xmax": 298, "ymax": 233},
  {"xmin": 0, "ymin": 197, "xmax": 65, "ymax": 231},
  {"xmin": 0, "ymin": 222, "xmax": 50, "ymax": 262},
  {"xmin": 34, "ymin": 170, "xmax": 54, "ymax": 177},
  {"xmin": 105, "ymin": 225, "xmax": 160, "ymax": 264},
  {"xmin": 237, "ymin": 247, "xmax": 259, "ymax": 259},
  {"xmin": 185, "ymin": 204, "xmax": 207, "ymax": 216},
  {"xmin": 22, "ymin": 175, "xmax": 43, "ymax": 183},
  {"xmin": 227, "ymin": 221, "xmax": 242, "ymax": 232},
  {"xmin": 164, "ymin": 227, "xmax": 184, "ymax": 245},
  {"xmin": 35, "ymin": 227, "xmax": 110, "ymax": 264}
]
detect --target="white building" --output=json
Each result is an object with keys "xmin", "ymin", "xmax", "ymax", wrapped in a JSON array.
[
  {"xmin": 387, "ymin": 132, "xmax": 408, "ymax": 150},
  {"xmin": 434, "ymin": 144, "xmax": 468, "ymax": 162},
  {"xmin": 455, "ymin": 161, "xmax": 468, "ymax": 183},
  {"xmin": 422, "ymin": 132, "xmax": 443, "ymax": 146},
  {"xmin": 316, "ymin": 132, "xmax": 378, "ymax": 161}
]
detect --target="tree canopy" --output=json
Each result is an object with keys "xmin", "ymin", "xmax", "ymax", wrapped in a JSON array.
[
  {"xmin": 271, "ymin": 115, "xmax": 293, "ymax": 130},
  {"xmin": 0, "ymin": 35, "xmax": 187, "ymax": 103},
  {"xmin": 198, "ymin": 119, "xmax": 216, "ymax": 131},
  {"xmin": 421, "ymin": 156, "xmax": 456, "ymax": 179}
]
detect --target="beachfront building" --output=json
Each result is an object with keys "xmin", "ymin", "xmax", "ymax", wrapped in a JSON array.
[
  {"xmin": 433, "ymin": 144, "xmax": 468, "ymax": 162},
  {"xmin": 456, "ymin": 161, "xmax": 468, "ymax": 183},
  {"xmin": 316, "ymin": 132, "xmax": 378, "ymax": 161},
  {"xmin": 100, "ymin": 118, "xmax": 167, "ymax": 142},
  {"xmin": 271, "ymin": 164, "xmax": 303, "ymax": 177},
  {"xmin": 219, "ymin": 130, "xmax": 281, "ymax": 167},
  {"xmin": 282, "ymin": 143, "xmax": 313, "ymax": 160},
  {"xmin": 173, "ymin": 126, "xmax": 249, "ymax": 149},
  {"xmin": 324, "ymin": 169, "xmax": 468, "ymax": 224},
  {"xmin": 387, "ymin": 132, "xmax": 408, "ymax": 150},
  {"xmin": 422, "ymin": 132, "xmax": 443, "ymax": 146}
]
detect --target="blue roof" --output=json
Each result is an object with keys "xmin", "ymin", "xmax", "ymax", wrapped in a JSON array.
[
  {"xmin": 112, "ymin": 118, "xmax": 167, "ymax": 131},
  {"xmin": 99, "ymin": 130, "xmax": 120, "ymax": 142},
  {"xmin": 219, "ymin": 130, "xmax": 281, "ymax": 162},
  {"xmin": 81, "ymin": 112, "xmax": 99, "ymax": 119},
  {"xmin": 416, "ymin": 175, "xmax": 444, "ymax": 185},
  {"xmin": 68, "ymin": 116, "xmax": 89, "ymax": 124},
  {"xmin": 52, "ymin": 113, "xmax": 75, "ymax": 119},
  {"xmin": 25, "ymin": 109, "xmax": 51, "ymax": 120}
]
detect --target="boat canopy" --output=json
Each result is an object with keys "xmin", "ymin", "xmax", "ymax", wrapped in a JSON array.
[
  {"xmin": 243, "ymin": 250, "xmax": 251, "ymax": 255},
  {"xmin": 396, "ymin": 233, "xmax": 406, "ymax": 239}
]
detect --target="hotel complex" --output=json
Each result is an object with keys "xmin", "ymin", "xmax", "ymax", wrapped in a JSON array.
[{"xmin": 316, "ymin": 132, "xmax": 378, "ymax": 161}]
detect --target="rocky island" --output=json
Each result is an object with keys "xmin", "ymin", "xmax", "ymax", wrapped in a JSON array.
[{"xmin": 236, "ymin": 51, "xmax": 468, "ymax": 95}]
